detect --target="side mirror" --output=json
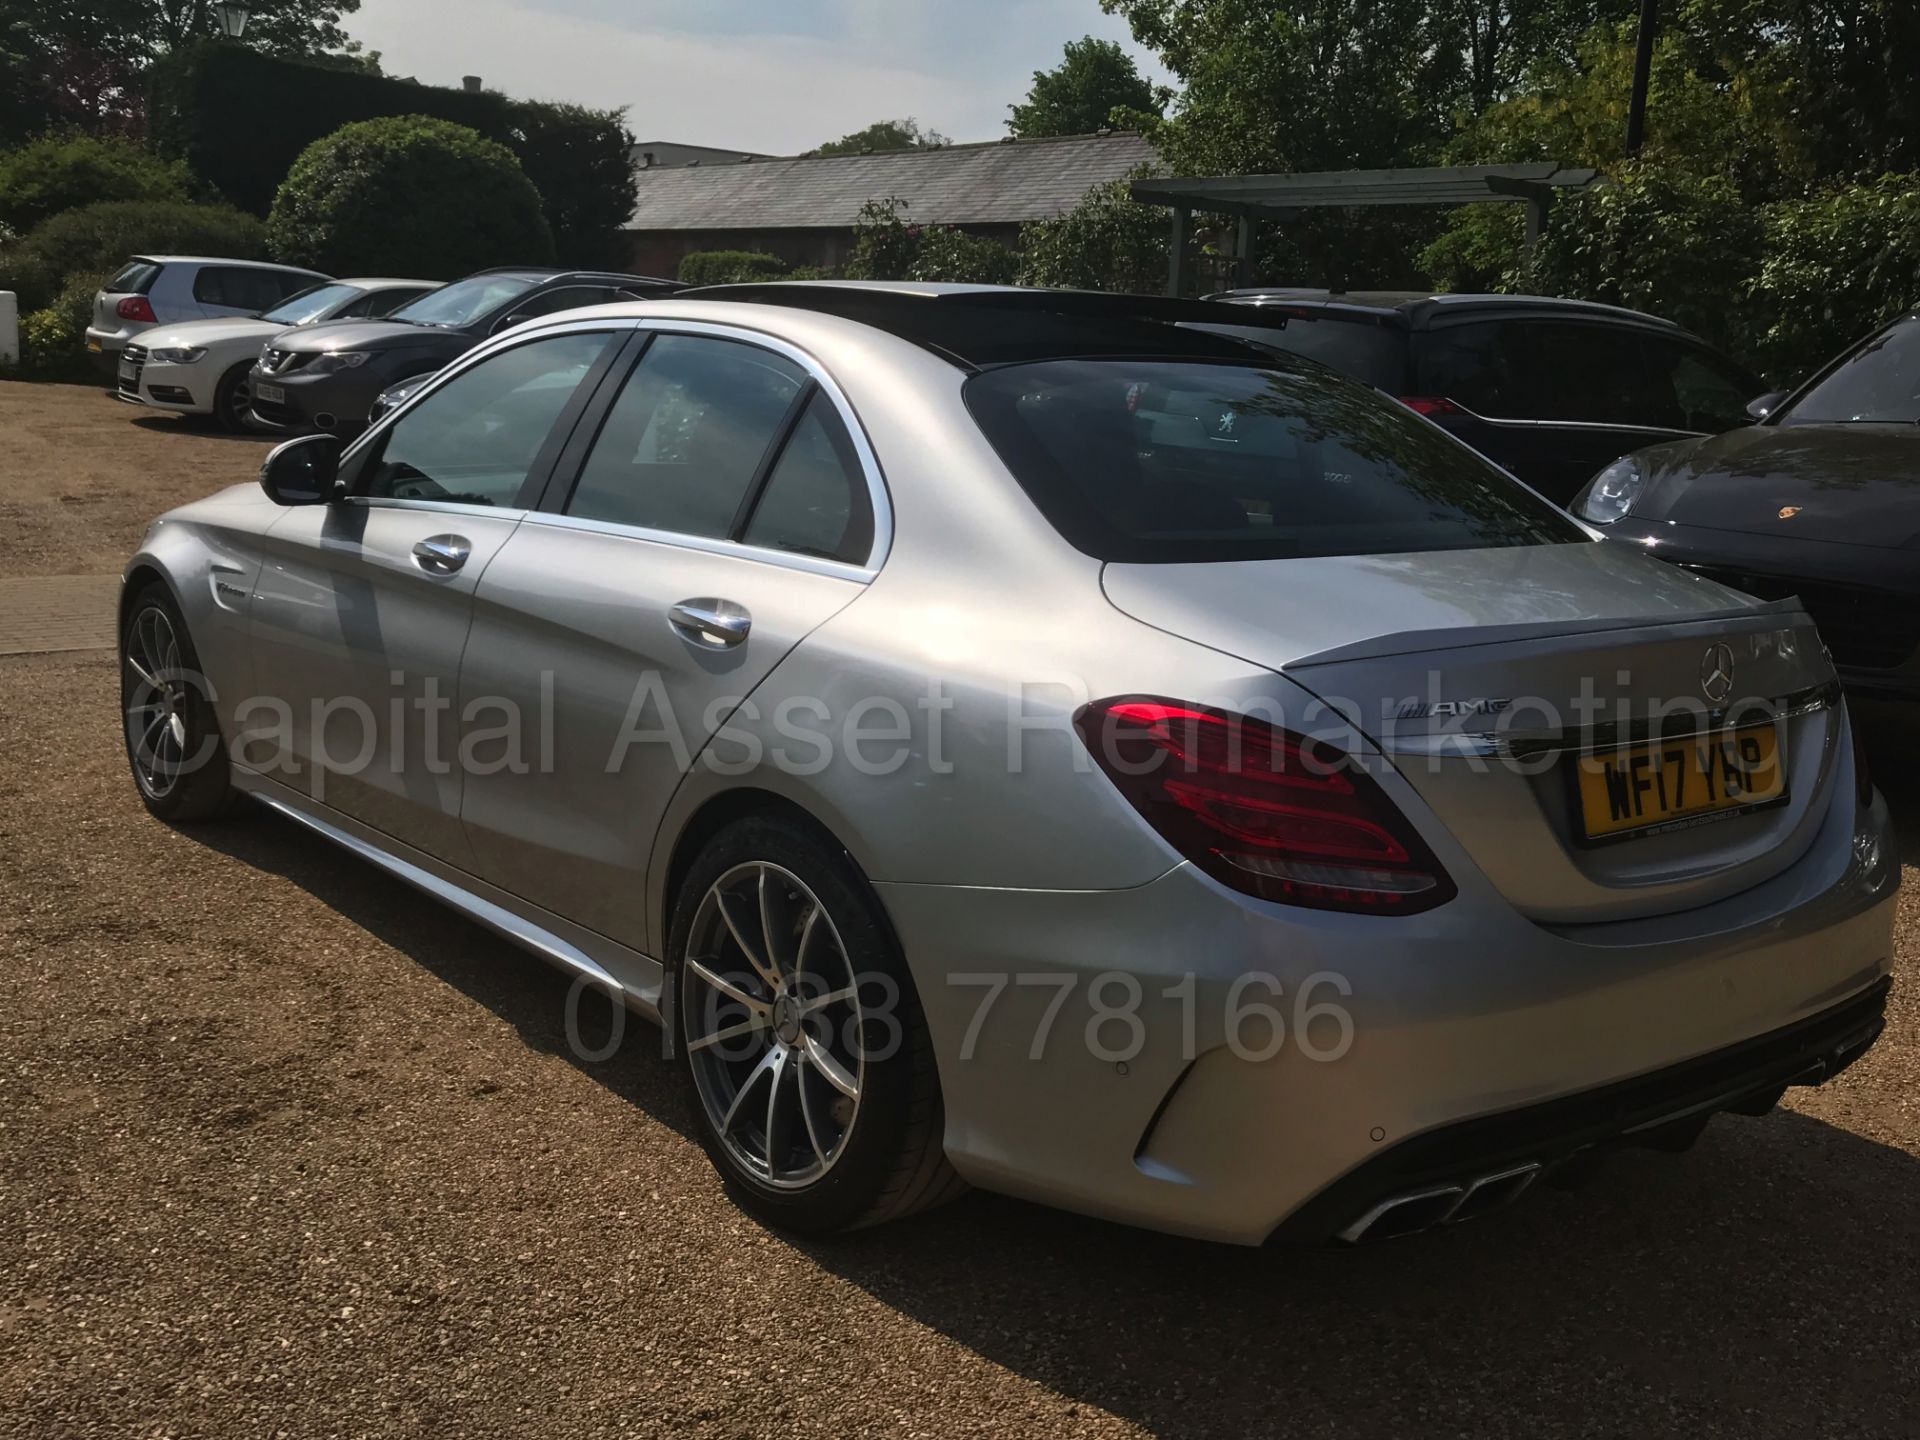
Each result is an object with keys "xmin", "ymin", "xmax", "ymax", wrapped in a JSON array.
[
  {"xmin": 259, "ymin": 433, "xmax": 343, "ymax": 505},
  {"xmin": 1746, "ymin": 390, "xmax": 1787, "ymax": 422},
  {"xmin": 493, "ymin": 311, "xmax": 532, "ymax": 335}
]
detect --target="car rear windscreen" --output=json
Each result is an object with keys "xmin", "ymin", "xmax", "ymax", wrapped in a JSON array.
[
  {"xmin": 106, "ymin": 262, "xmax": 160, "ymax": 295},
  {"xmin": 1186, "ymin": 313, "xmax": 1406, "ymax": 391},
  {"xmin": 964, "ymin": 359, "xmax": 1586, "ymax": 563}
]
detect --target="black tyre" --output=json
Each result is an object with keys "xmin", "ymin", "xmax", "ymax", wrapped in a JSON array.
[
  {"xmin": 211, "ymin": 362, "xmax": 254, "ymax": 432},
  {"xmin": 671, "ymin": 814, "xmax": 964, "ymax": 1233},
  {"xmin": 120, "ymin": 582, "xmax": 236, "ymax": 822}
]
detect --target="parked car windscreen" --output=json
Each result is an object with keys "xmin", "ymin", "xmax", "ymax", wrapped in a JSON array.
[
  {"xmin": 1186, "ymin": 313, "xmax": 1406, "ymax": 391},
  {"xmin": 389, "ymin": 274, "xmax": 542, "ymax": 329},
  {"xmin": 105, "ymin": 261, "xmax": 160, "ymax": 295},
  {"xmin": 965, "ymin": 359, "xmax": 1585, "ymax": 563},
  {"xmin": 261, "ymin": 283, "xmax": 361, "ymax": 327},
  {"xmin": 1783, "ymin": 316, "xmax": 1920, "ymax": 424}
]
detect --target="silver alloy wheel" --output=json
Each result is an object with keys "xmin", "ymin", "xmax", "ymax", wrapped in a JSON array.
[
  {"xmin": 683, "ymin": 861, "xmax": 865, "ymax": 1190},
  {"xmin": 124, "ymin": 605, "xmax": 188, "ymax": 799}
]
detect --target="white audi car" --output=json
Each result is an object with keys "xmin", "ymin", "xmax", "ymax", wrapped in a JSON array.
[{"xmin": 116, "ymin": 278, "xmax": 438, "ymax": 431}]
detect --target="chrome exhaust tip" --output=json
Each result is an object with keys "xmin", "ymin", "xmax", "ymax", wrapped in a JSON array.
[{"xmin": 1338, "ymin": 1162, "xmax": 1542, "ymax": 1243}]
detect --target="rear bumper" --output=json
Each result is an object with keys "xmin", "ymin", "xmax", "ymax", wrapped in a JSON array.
[
  {"xmin": 879, "ymin": 779, "xmax": 1897, "ymax": 1245},
  {"xmin": 1276, "ymin": 974, "xmax": 1889, "ymax": 1243}
]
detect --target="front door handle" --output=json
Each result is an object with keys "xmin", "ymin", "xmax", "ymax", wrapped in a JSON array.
[
  {"xmin": 668, "ymin": 598, "xmax": 751, "ymax": 649},
  {"xmin": 411, "ymin": 534, "xmax": 471, "ymax": 575}
]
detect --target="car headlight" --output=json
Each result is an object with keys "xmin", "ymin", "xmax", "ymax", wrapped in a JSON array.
[
  {"xmin": 307, "ymin": 351, "xmax": 371, "ymax": 375},
  {"xmin": 1574, "ymin": 456, "xmax": 1646, "ymax": 524},
  {"xmin": 147, "ymin": 345, "xmax": 207, "ymax": 365}
]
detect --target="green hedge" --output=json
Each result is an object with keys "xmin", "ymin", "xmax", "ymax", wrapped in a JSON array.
[
  {"xmin": 267, "ymin": 117, "xmax": 551, "ymax": 276},
  {"xmin": 148, "ymin": 45, "xmax": 634, "ymax": 263},
  {"xmin": 677, "ymin": 249, "xmax": 788, "ymax": 285},
  {"xmin": 0, "ymin": 135, "xmax": 196, "ymax": 234},
  {"xmin": 0, "ymin": 199, "xmax": 265, "ymax": 311}
]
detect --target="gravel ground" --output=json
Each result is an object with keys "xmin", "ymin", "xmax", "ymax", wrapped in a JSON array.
[
  {"xmin": 0, "ymin": 382, "xmax": 273, "ymax": 576},
  {"xmin": 1, "ymin": 381, "xmax": 1917, "ymax": 1437}
]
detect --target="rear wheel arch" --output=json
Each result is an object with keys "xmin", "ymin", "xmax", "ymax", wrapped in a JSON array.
[{"xmin": 660, "ymin": 788, "xmax": 875, "ymax": 943}]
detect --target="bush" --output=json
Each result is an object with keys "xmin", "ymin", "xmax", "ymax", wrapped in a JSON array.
[
  {"xmin": 1017, "ymin": 178, "xmax": 1166, "ymax": 293},
  {"xmin": 9, "ymin": 271, "xmax": 108, "ymax": 382},
  {"xmin": 678, "ymin": 249, "xmax": 789, "ymax": 286},
  {"xmin": 909, "ymin": 226, "xmax": 1018, "ymax": 284},
  {"xmin": 267, "ymin": 116, "xmax": 552, "ymax": 277},
  {"xmin": 843, "ymin": 197, "xmax": 920, "ymax": 281},
  {"xmin": 150, "ymin": 46, "xmax": 637, "ymax": 262},
  {"xmin": 1750, "ymin": 175, "xmax": 1920, "ymax": 381},
  {"xmin": 0, "ymin": 199, "xmax": 265, "ymax": 311},
  {"xmin": 0, "ymin": 134, "xmax": 196, "ymax": 233}
]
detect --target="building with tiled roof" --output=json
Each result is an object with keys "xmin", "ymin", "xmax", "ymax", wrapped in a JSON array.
[{"xmin": 623, "ymin": 131, "xmax": 1155, "ymax": 277}]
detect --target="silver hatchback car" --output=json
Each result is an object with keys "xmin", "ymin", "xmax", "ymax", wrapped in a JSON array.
[{"xmin": 120, "ymin": 284, "xmax": 1896, "ymax": 1245}]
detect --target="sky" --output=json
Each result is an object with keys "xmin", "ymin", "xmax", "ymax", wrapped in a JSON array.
[{"xmin": 345, "ymin": 0, "xmax": 1173, "ymax": 154}]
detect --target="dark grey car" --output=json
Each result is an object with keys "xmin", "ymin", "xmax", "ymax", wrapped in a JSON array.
[
  {"xmin": 1204, "ymin": 290, "xmax": 1763, "ymax": 506},
  {"xmin": 247, "ymin": 267, "xmax": 682, "ymax": 436}
]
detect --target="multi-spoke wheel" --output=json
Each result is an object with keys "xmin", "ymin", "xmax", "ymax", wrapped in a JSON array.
[
  {"xmin": 683, "ymin": 862, "xmax": 865, "ymax": 1188},
  {"xmin": 119, "ymin": 582, "xmax": 235, "ymax": 822},
  {"xmin": 673, "ymin": 815, "xmax": 964, "ymax": 1233}
]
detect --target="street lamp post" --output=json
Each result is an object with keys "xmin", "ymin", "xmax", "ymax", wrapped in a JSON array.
[{"xmin": 213, "ymin": 3, "xmax": 251, "ymax": 39}]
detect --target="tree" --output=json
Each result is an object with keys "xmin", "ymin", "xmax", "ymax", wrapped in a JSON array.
[
  {"xmin": 267, "ymin": 115, "xmax": 552, "ymax": 276},
  {"xmin": 1008, "ymin": 37, "xmax": 1166, "ymax": 138},
  {"xmin": 0, "ymin": 0, "xmax": 373, "ymax": 143},
  {"xmin": 509, "ymin": 100, "xmax": 638, "ymax": 267},
  {"xmin": 811, "ymin": 118, "xmax": 948, "ymax": 157}
]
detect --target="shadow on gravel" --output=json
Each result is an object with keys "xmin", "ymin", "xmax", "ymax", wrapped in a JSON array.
[
  {"xmin": 191, "ymin": 785, "xmax": 1919, "ymax": 1436},
  {"xmin": 192, "ymin": 804, "xmax": 702, "ymax": 1145},
  {"xmin": 128, "ymin": 413, "xmax": 277, "ymax": 444}
]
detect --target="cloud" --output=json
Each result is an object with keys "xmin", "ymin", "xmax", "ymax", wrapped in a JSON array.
[{"xmin": 348, "ymin": 0, "xmax": 1167, "ymax": 153}]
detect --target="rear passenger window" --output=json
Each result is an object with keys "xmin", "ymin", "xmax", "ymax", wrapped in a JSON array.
[
  {"xmin": 566, "ymin": 335, "xmax": 805, "ymax": 539},
  {"xmin": 742, "ymin": 393, "xmax": 873, "ymax": 564},
  {"xmin": 194, "ymin": 266, "xmax": 302, "ymax": 312}
]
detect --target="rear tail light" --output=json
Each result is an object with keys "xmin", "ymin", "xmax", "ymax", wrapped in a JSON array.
[
  {"xmin": 116, "ymin": 295, "xmax": 157, "ymax": 324},
  {"xmin": 1073, "ymin": 698, "xmax": 1456, "ymax": 914},
  {"xmin": 1399, "ymin": 395, "xmax": 1460, "ymax": 418}
]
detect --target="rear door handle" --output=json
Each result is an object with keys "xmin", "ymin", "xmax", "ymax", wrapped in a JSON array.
[
  {"xmin": 668, "ymin": 598, "xmax": 751, "ymax": 649},
  {"xmin": 411, "ymin": 534, "xmax": 471, "ymax": 575}
]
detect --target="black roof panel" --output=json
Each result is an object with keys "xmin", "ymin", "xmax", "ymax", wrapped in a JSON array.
[{"xmin": 681, "ymin": 282, "xmax": 1290, "ymax": 369}]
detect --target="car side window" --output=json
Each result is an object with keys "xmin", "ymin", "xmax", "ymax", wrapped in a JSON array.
[
  {"xmin": 564, "ymin": 334, "xmax": 806, "ymax": 539},
  {"xmin": 741, "ymin": 392, "xmax": 874, "ymax": 564},
  {"xmin": 1657, "ymin": 340, "xmax": 1758, "ymax": 431},
  {"xmin": 1417, "ymin": 320, "xmax": 1533, "ymax": 417},
  {"xmin": 361, "ymin": 332, "xmax": 613, "ymax": 508},
  {"xmin": 194, "ymin": 266, "xmax": 302, "ymax": 312}
]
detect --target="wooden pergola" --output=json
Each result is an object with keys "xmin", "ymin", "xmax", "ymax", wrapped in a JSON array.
[{"xmin": 1130, "ymin": 164, "xmax": 1602, "ymax": 296}]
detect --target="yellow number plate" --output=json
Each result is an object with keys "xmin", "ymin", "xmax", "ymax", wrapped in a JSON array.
[{"xmin": 1576, "ymin": 724, "xmax": 1786, "ymax": 842}]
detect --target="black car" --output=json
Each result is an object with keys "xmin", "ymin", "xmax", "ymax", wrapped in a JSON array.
[
  {"xmin": 248, "ymin": 267, "xmax": 682, "ymax": 436},
  {"xmin": 1203, "ymin": 289, "xmax": 1764, "ymax": 505},
  {"xmin": 1571, "ymin": 311, "xmax": 1920, "ymax": 700}
]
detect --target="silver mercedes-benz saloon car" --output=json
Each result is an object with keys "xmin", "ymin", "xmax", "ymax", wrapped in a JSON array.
[{"xmin": 119, "ymin": 283, "xmax": 1896, "ymax": 1245}]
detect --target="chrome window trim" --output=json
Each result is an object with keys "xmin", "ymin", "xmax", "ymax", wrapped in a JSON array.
[
  {"xmin": 337, "ymin": 316, "xmax": 639, "ymax": 465},
  {"xmin": 609, "ymin": 317, "xmax": 894, "ymax": 575},
  {"xmin": 342, "ymin": 496, "xmax": 531, "ymax": 523},
  {"xmin": 338, "ymin": 313, "xmax": 895, "ymax": 578},
  {"xmin": 518, "ymin": 509, "xmax": 874, "ymax": 584}
]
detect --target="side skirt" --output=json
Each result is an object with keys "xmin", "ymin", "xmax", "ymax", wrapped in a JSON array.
[{"xmin": 231, "ymin": 769, "xmax": 666, "ymax": 1023}]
